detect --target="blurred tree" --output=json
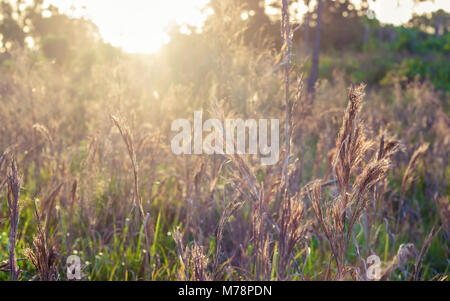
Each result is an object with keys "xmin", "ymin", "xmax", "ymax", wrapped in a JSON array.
[
  {"xmin": 206, "ymin": 0, "xmax": 279, "ymax": 47},
  {"xmin": 242, "ymin": 0, "xmax": 279, "ymax": 45},
  {"xmin": 321, "ymin": 0, "xmax": 365, "ymax": 50},
  {"xmin": 0, "ymin": 0, "xmax": 108, "ymax": 69},
  {"xmin": 0, "ymin": 1, "xmax": 26, "ymax": 51},
  {"xmin": 409, "ymin": 9, "xmax": 449, "ymax": 36},
  {"xmin": 302, "ymin": 0, "xmax": 311, "ymax": 55},
  {"xmin": 306, "ymin": 0, "xmax": 372, "ymax": 94},
  {"xmin": 307, "ymin": 0, "xmax": 322, "ymax": 95},
  {"xmin": 432, "ymin": 9, "xmax": 449, "ymax": 37}
]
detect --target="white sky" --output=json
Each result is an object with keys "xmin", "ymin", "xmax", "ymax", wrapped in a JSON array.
[
  {"xmin": 43, "ymin": 0, "xmax": 450, "ymax": 54},
  {"xmin": 367, "ymin": 0, "xmax": 450, "ymax": 25}
]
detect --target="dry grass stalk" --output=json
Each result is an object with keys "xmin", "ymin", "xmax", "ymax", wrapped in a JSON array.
[
  {"xmin": 110, "ymin": 115, "xmax": 145, "ymax": 218},
  {"xmin": 334, "ymin": 85, "xmax": 372, "ymax": 221},
  {"xmin": 191, "ymin": 243, "xmax": 210, "ymax": 281},
  {"xmin": 32, "ymin": 123, "xmax": 54, "ymax": 154},
  {"xmin": 24, "ymin": 202, "xmax": 59, "ymax": 281},
  {"xmin": 310, "ymin": 85, "xmax": 398, "ymax": 279},
  {"xmin": 0, "ymin": 150, "xmax": 8, "ymax": 191},
  {"xmin": 377, "ymin": 133, "xmax": 401, "ymax": 161},
  {"xmin": 281, "ymin": 0, "xmax": 292, "ymax": 184},
  {"xmin": 7, "ymin": 159, "xmax": 21, "ymax": 281},
  {"xmin": 435, "ymin": 195, "xmax": 449, "ymax": 239},
  {"xmin": 380, "ymin": 243, "xmax": 418, "ymax": 280},
  {"xmin": 0, "ymin": 151, "xmax": 6, "ymax": 169},
  {"xmin": 214, "ymin": 194, "xmax": 244, "ymax": 277},
  {"xmin": 278, "ymin": 193, "xmax": 308, "ymax": 279},
  {"xmin": 275, "ymin": 2, "xmax": 311, "ymax": 279},
  {"xmin": 173, "ymin": 227, "xmax": 189, "ymax": 280},
  {"xmin": 413, "ymin": 226, "xmax": 440, "ymax": 281},
  {"xmin": 65, "ymin": 180, "xmax": 78, "ymax": 254},
  {"xmin": 172, "ymin": 227, "xmax": 210, "ymax": 280},
  {"xmin": 41, "ymin": 183, "xmax": 64, "ymax": 234},
  {"xmin": 401, "ymin": 143, "xmax": 429, "ymax": 197}
]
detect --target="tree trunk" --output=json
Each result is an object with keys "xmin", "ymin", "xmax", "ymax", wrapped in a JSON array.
[
  {"xmin": 435, "ymin": 17, "xmax": 443, "ymax": 37},
  {"xmin": 307, "ymin": 0, "xmax": 322, "ymax": 95},
  {"xmin": 363, "ymin": 24, "xmax": 370, "ymax": 47}
]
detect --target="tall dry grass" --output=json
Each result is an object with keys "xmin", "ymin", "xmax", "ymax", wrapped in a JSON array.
[{"xmin": 0, "ymin": 0, "xmax": 448, "ymax": 281}]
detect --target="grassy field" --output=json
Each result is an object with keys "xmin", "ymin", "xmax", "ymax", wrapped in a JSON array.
[{"xmin": 0, "ymin": 1, "xmax": 449, "ymax": 281}]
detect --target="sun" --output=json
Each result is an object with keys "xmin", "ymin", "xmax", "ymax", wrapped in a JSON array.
[{"xmin": 47, "ymin": 0, "xmax": 211, "ymax": 54}]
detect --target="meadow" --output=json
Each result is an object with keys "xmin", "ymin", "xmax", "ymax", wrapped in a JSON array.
[{"xmin": 0, "ymin": 0, "xmax": 448, "ymax": 281}]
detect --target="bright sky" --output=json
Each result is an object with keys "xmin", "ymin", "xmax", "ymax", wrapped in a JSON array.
[
  {"xmin": 364, "ymin": 0, "xmax": 450, "ymax": 24},
  {"xmin": 45, "ymin": 0, "xmax": 450, "ymax": 54}
]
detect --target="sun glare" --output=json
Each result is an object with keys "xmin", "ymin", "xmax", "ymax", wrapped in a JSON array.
[{"xmin": 47, "ymin": 0, "xmax": 211, "ymax": 54}]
